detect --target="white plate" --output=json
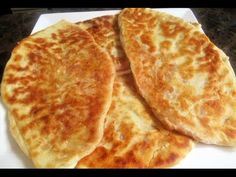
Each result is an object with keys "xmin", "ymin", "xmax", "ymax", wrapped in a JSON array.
[
  {"xmin": 1, "ymin": 8, "xmax": 236, "ymax": 168},
  {"xmin": 31, "ymin": 8, "xmax": 198, "ymax": 34}
]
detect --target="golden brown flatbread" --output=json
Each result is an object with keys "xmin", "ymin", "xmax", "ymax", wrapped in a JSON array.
[
  {"xmin": 118, "ymin": 8, "xmax": 236, "ymax": 146},
  {"xmin": 1, "ymin": 20, "xmax": 115, "ymax": 167},
  {"xmin": 78, "ymin": 15, "xmax": 130, "ymax": 75},
  {"xmin": 76, "ymin": 15, "xmax": 193, "ymax": 168}
]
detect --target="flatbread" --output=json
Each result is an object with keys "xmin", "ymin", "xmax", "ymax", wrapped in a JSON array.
[
  {"xmin": 118, "ymin": 8, "xmax": 236, "ymax": 146},
  {"xmin": 76, "ymin": 15, "xmax": 193, "ymax": 168},
  {"xmin": 78, "ymin": 15, "xmax": 130, "ymax": 75},
  {"xmin": 1, "ymin": 20, "xmax": 115, "ymax": 167}
]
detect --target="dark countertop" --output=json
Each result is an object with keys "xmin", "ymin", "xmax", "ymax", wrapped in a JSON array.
[{"xmin": 0, "ymin": 8, "xmax": 236, "ymax": 82}]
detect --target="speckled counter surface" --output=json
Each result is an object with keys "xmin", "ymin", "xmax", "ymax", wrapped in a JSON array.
[{"xmin": 0, "ymin": 8, "xmax": 235, "ymax": 81}]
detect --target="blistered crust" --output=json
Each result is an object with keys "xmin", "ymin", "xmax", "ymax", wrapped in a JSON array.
[
  {"xmin": 1, "ymin": 20, "xmax": 115, "ymax": 167},
  {"xmin": 76, "ymin": 16, "xmax": 193, "ymax": 168},
  {"xmin": 119, "ymin": 8, "xmax": 236, "ymax": 146}
]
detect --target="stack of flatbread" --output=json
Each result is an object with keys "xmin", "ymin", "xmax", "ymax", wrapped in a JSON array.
[{"xmin": 1, "ymin": 8, "xmax": 236, "ymax": 168}]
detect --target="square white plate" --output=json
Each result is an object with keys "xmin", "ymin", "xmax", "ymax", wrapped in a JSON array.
[{"xmin": 1, "ymin": 8, "xmax": 236, "ymax": 168}]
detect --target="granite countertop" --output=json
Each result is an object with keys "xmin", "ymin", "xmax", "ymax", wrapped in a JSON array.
[{"xmin": 0, "ymin": 8, "xmax": 235, "ymax": 82}]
